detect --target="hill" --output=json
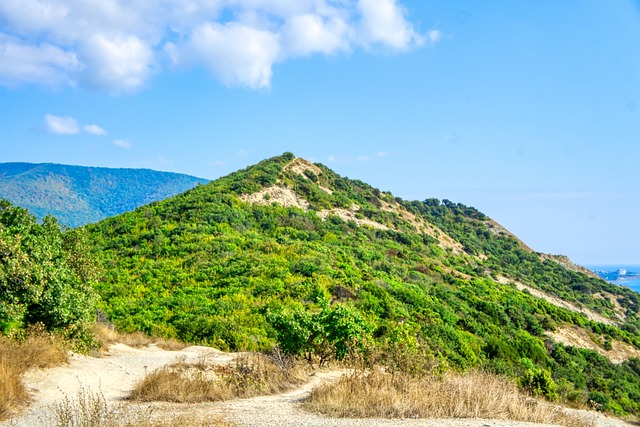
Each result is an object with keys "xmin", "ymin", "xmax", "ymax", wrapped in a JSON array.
[
  {"xmin": 87, "ymin": 152, "xmax": 640, "ymax": 415},
  {"xmin": 0, "ymin": 162, "xmax": 208, "ymax": 227}
]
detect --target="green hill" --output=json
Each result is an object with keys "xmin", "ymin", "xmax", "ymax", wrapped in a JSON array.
[
  {"xmin": 87, "ymin": 152, "xmax": 640, "ymax": 415},
  {"xmin": 0, "ymin": 162, "xmax": 209, "ymax": 227}
]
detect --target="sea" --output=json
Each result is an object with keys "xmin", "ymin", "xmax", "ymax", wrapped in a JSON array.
[{"xmin": 587, "ymin": 265, "xmax": 640, "ymax": 294}]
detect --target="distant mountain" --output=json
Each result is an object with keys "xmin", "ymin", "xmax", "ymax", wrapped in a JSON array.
[
  {"xmin": 0, "ymin": 162, "xmax": 208, "ymax": 227},
  {"xmin": 87, "ymin": 152, "xmax": 640, "ymax": 414}
]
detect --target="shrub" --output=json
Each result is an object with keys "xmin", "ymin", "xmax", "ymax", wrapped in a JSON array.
[
  {"xmin": 0, "ymin": 200, "xmax": 99, "ymax": 345},
  {"xmin": 519, "ymin": 365, "xmax": 558, "ymax": 401}
]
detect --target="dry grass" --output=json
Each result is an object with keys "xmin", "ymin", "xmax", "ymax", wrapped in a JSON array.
[
  {"xmin": 47, "ymin": 388, "xmax": 235, "ymax": 427},
  {"xmin": 130, "ymin": 352, "xmax": 307, "ymax": 403},
  {"xmin": 305, "ymin": 368, "xmax": 595, "ymax": 427},
  {"xmin": 92, "ymin": 323, "xmax": 188, "ymax": 354},
  {"xmin": 0, "ymin": 330, "xmax": 68, "ymax": 420}
]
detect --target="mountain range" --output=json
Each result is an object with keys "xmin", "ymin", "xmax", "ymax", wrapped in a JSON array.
[{"xmin": 0, "ymin": 162, "xmax": 208, "ymax": 227}]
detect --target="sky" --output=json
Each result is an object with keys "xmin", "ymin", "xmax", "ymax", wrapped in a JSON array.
[{"xmin": 1, "ymin": 0, "xmax": 639, "ymax": 266}]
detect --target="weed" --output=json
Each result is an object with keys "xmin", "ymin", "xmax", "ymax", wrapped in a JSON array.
[
  {"xmin": 47, "ymin": 388, "xmax": 234, "ymax": 427},
  {"xmin": 129, "ymin": 353, "xmax": 307, "ymax": 403},
  {"xmin": 304, "ymin": 368, "xmax": 595, "ymax": 427},
  {"xmin": 0, "ymin": 328, "xmax": 68, "ymax": 420}
]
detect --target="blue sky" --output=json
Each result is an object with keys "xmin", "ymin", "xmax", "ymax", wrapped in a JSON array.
[{"xmin": 1, "ymin": 1, "xmax": 639, "ymax": 265}]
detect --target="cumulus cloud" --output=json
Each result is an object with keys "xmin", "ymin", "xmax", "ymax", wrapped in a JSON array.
[
  {"xmin": 113, "ymin": 138, "xmax": 132, "ymax": 149},
  {"xmin": 178, "ymin": 22, "xmax": 280, "ymax": 88},
  {"xmin": 44, "ymin": 114, "xmax": 80, "ymax": 134},
  {"xmin": 282, "ymin": 14, "xmax": 351, "ymax": 57},
  {"xmin": 0, "ymin": 34, "xmax": 80, "ymax": 87},
  {"xmin": 357, "ymin": 0, "xmax": 423, "ymax": 50},
  {"xmin": 83, "ymin": 124, "xmax": 107, "ymax": 135},
  {"xmin": 78, "ymin": 34, "xmax": 155, "ymax": 93},
  {"xmin": 0, "ymin": 0, "xmax": 430, "ymax": 92}
]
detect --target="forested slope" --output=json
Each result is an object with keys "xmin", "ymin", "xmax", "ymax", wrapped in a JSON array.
[
  {"xmin": 0, "ymin": 162, "xmax": 208, "ymax": 227},
  {"xmin": 87, "ymin": 152, "xmax": 640, "ymax": 415}
]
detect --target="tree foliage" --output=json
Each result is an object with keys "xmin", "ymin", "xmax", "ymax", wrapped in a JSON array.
[{"xmin": 0, "ymin": 200, "xmax": 98, "ymax": 343}]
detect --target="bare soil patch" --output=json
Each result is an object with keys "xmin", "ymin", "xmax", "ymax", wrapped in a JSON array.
[
  {"xmin": 546, "ymin": 326, "xmax": 640, "ymax": 363},
  {"xmin": 496, "ymin": 276, "xmax": 617, "ymax": 326}
]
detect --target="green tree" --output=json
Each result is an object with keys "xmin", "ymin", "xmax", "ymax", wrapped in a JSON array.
[
  {"xmin": 0, "ymin": 200, "xmax": 98, "ymax": 342},
  {"xmin": 268, "ymin": 302, "xmax": 371, "ymax": 364}
]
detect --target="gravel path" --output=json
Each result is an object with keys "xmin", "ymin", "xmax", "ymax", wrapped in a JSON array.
[{"xmin": 2, "ymin": 344, "xmax": 633, "ymax": 427}]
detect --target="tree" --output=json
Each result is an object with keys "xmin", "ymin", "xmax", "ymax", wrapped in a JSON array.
[
  {"xmin": 267, "ymin": 301, "xmax": 371, "ymax": 365},
  {"xmin": 0, "ymin": 200, "xmax": 98, "ymax": 341}
]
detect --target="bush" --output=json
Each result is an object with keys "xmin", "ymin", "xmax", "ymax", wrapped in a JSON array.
[
  {"xmin": 519, "ymin": 364, "xmax": 558, "ymax": 401},
  {"xmin": 0, "ymin": 200, "xmax": 98, "ymax": 345}
]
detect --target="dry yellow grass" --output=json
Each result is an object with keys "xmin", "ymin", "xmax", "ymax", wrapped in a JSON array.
[
  {"xmin": 0, "ymin": 330, "xmax": 68, "ymax": 420},
  {"xmin": 48, "ymin": 388, "xmax": 235, "ymax": 427},
  {"xmin": 92, "ymin": 323, "xmax": 188, "ymax": 354},
  {"xmin": 305, "ymin": 369, "xmax": 594, "ymax": 427},
  {"xmin": 0, "ymin": 355, "xmax": 27, "ymax": 419},
  {"xmin": 130, "ymin": 353, "xmax": 307, "ymax": 403}
]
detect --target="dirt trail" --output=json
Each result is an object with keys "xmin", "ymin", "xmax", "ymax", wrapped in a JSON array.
[
  {"xmin": 4, "ymin": 343, "xmax": 232, "ymax": 426},
  {"xmin": 3, "ymin": 344, "xmax": 632, "ymax": 427}
]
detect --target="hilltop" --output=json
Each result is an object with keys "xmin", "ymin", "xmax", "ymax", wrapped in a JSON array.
[
  {"xmin": 0, "ymin": 162, "xmax": 208, "ymax": 227},
  {"xmin": 87, "ymin": 152, "xmax": 640, "ymax": 416}
]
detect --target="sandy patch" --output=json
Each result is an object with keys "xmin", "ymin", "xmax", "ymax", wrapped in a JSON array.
[
  {"xmin": 317, "ymin": 204, "xmax": 389, "ymax": 230},
  {"xmin": 240, "ymin": 186, "xmax": 310, "ymax": 210},
  {"xmin": 283, "ymin": 158, "xmax": 323, "ymax": 177},
  {"xmin": 547, "ymin": 325, "xmax": 640, "ymax": 364},
  {"xmin": 5, "ymin": 344, "xmax": 233, "ymax": 426},
  {"xmin": 496, "ymin": 276, "xmax": 617, "ymax": 326}
]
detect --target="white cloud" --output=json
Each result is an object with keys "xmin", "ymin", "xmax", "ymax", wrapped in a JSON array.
[
  {"xmin": 44, "ymin": 114, "xmax": 80, "ymax": 134},
  {"xmin": 113, "ymin": 138, "xmax": 132, "ymax": 149},
  {"xmin": 357, "ymin": 0, "xmax": 423, "ymax": 50},
  {"xmin": 78, "ymin": 34, "xmax": 154, "ymax": 93},
  {"xmin": 179, "ymin": 22, "xmax": 280, "ymax": 88},
  {"xmin": 426, "ymin": 29, "xmax": 442, "ymax": 45},
  {"xmin": 0, "ymin": 34, "xmax": 80, "ymax": 87},
  {"xmin": 0, "ymin": 0, "xmax": 428, "ymax": 91},
  {"xmin": 83, "ymin": 124, "xmax": 107, "ymax": 135},
  {"xmin": 282, "ymin": 14, "xmax": 351, "ymax": 57}
]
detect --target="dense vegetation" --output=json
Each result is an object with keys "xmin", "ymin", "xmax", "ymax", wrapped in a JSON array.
[
  {"xmin": 0, "ymin": 162, "xmax": 208, "ymax": 227},
  {"xmin": 85, "ymin": 153, "xmax": 640, "ymax": 415},
  {"xmin": 0, "ymin": 200, "xmax": 98, "ymax": 347}
]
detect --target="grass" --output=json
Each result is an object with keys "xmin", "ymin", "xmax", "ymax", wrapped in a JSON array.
[
  {"xmin": 304, "ymin": 368, "xmax": 595, "ymax": 427},
  {"xmin": 129, "ymin": 352, "xmax": 307, "ymax": 403},
  {"xmin": 47, "ymin": 388, "xmax": 235, "ymax": 427},
  {"xmin": 92, "ymin": 323, "xmax": 188, "ymax": 354},
  {"xmin": 1, "ymin": 324, "xmax": 186, "ymax": 422},
  {"xmin": 0, "ymin": 329, "xmax": 68, "ymax": 420}
]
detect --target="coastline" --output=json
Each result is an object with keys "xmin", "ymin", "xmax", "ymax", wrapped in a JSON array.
[{"xmin": 586, "ymin": 265, "xmax": 640, "ymax": 294}]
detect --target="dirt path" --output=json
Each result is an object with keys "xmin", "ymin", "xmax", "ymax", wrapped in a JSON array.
[
  {"xmin": 4, "ymin": 343, "xmax": 233, "ymax": 426},
  {"xmin": 2, "ymin": 344, "xmax": 632, "ymax": 427}
]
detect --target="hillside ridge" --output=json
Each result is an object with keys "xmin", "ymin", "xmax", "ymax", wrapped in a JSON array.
[
  {"xmin": 0, "ymin": 162, "xmax": 208, "ymax": 227},
  {"xmin": 84, "ymin": 152, "xmax": 640, "ymax": 415}
]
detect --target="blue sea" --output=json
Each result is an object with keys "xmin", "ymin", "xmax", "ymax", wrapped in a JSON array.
[{"xmin": 587, "ymin": 265, "xmax": 640, "ymax": 294}]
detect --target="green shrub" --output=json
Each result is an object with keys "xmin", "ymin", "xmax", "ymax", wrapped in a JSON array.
[
  {"xmin": 0, "ymin": 200, "xmax": 98, "ymax": 347},
  {"xmin": 519, "ymin": 363, "xmax": 558, "ymax": 400}
]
